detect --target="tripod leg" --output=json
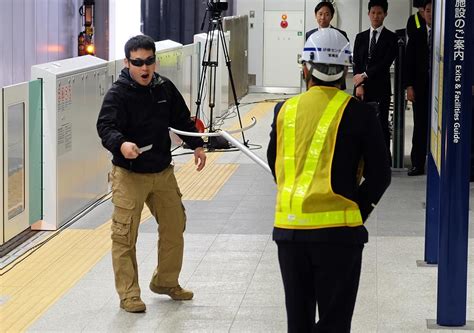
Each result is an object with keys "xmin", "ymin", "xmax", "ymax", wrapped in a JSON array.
[
  {"xmin": 196, "ymin": 19, "xmax": 230, "ymax": 150},
  {"xmin": 195, "ymin": 20, "xmax": 217, "ymax": 129},
  {"xmin": 217, "ymin": 21, "xmax": 247, "ymax": 146}
]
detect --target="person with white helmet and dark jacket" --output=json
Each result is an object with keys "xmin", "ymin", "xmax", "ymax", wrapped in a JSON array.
[
  {"xmin": 97, "ymin": 35, "xmax": 206, "ymax": 313},
  {"xmin": 267, "ymin": 29, "xmax": 391, "ymax": 332}
]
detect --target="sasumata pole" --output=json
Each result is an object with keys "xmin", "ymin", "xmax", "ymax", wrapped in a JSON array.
[{"xmin": 169, "ymin": 118, "xmax": 271, "ymax": 175}]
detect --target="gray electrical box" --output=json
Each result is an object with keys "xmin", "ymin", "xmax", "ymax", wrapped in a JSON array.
[{"xmin": 31, "ymin": 56, "xmax": 110, "ymax": 230}]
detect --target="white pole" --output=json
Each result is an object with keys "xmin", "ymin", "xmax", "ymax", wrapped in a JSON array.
[
  {"xmin": 218, "ymin": 131, "xmax": 272, "ymax": 174},
  {"xmin": 169, "ymin": 121, "xmax": 272, "ymax": 174}
]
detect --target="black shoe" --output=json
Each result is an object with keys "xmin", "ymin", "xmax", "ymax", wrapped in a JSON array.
[{"xmin": 408, "ymin": 167, "xmax": 424, "ymax": 176}]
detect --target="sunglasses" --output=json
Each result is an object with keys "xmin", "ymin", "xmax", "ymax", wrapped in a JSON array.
[{"xmin": 127, "ymin": 56, "xmax": 156, "ymax": 67}]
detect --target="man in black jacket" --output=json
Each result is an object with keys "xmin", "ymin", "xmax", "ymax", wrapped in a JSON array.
[
  {"xmin": 353, "ymin": 0, "xmax": 398, "ymax": 154},
  {"xmin": 267, "ymin": 29, "xmax": 391, "ymax": 332},
  {"xmin": 97, "ymin": 35, "xmax": 206, "ymax": 313},
  {"xmin": 405, "ymin": 0, "xmax": 432, "ymax": 176}
]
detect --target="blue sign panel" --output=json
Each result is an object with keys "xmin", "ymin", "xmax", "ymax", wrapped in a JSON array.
[{"xmin": 435, "ymin": 0, "xmax": 472, "ymax": 327}]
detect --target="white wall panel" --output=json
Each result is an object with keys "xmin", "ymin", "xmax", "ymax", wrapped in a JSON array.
[
  {"xmin": 35, "ymin": 0, "xmax": 50, "ymax": 66},
  {"xmin": 336, "ymin": 0, "xmax": 363, "ymax": 46},
  {"xmin": 234, "ymin": 0, "xmax": 264, "ymax": 86},
  {"xmin": 361, "ymin": 0, "xmax": 412, "ymax": 33},
  {"xmin": 59, "ymin": 1, "xmax": 77, "ymax": 60},
  {"xmin": 47, "ymin": 0, "xmax": 60, "ymax": 61},
  {"xmin": 263, "ymin": 10, "xmax": 304, "ymax": 88},
  {"xmin": 264, "ymin": 0, "xmax": 304, "ymax": 11},
  {"xmin": 109, "ymin": 0, "xmax": 141, "ymax": 60},
  {"xmin": 305, "ymin": 1, "xmax": 316, "ymax": 33},
  {"xmin": 1, "ymin": 0, "xmax": 14, "ymax": 86},
  {"xmin": 0, "ymin": 0, "xmax": 80, "ymax": 88},
  {"xmin": 13, "ymin": 0, "xmax": 26, "ymax": 84},
  {"xmin": 25, "ymin": 0, "xmax": 37, "ymax": 73}
]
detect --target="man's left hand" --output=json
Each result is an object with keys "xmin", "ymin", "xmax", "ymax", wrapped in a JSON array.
[
  {"xmin": 353, "ymin": 74, "xmax": 365, "ymax": 87},
  {"xmin": 194, "ymin": 147, "xmax": 206, "ymax": 171}
]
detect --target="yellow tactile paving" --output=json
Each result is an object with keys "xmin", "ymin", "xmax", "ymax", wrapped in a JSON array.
[
  {"xmin": 0, "ymin": 231, "xmax": 107, "ymax": 332},
  {"xmin": 0, "ymin": 207, "xmax": 152, "ymax": 332},
  {"xmin": 0, "ymin": 101, "xmax": 277, "ymax": 332},
  {"xmin": 174, "ymin": 101, "xmax": 276, "ymax": 200},
  {"xmin": 175, "ymin": 152, "xmax": 238, "ymax": 200},
  {"xmin": 228, "ymin": 102, "xmax": 276, "ymax": 131}
]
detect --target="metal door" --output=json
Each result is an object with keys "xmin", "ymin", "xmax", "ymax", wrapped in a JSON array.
[
  {"xmin": 2, "ymin": 82, "xmax": 30, "ymax": 242},
  {"xmin": 263, "ymin": 10, "xmax": 305, "ymax": 88}
]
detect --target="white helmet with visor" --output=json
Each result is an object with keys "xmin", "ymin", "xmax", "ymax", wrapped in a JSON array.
[{"xmin": 301, "ymin": 28, "xmax": 352, "ymax": 82}]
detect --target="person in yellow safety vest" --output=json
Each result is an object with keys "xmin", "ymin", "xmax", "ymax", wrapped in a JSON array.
[
  {"xmin": 406, "ymin": 0, "xmax": 427, "ymax": 42},
  {"xmin": 267, "ymin": 28, "xmax": 391, "ymax": 332}
]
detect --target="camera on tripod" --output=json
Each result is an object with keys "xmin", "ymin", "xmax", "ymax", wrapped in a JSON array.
[
  {"xmin": 194, "ymin": 0, "xmax": 248, "ymax": 150},
  {"xmin": 207, "ymin": 0, "xmax": 228, "ymax": 15}
]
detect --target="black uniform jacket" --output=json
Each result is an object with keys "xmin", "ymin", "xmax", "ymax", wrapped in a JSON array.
[
  {"xmin": 404, "ymin": 24, "xmax": 430, "ymax": 94},
  {"xmin": 353, "ymin": 27, "xmax": 398, "ymax": 100},
  {"xmin": 406, "ymin": 12, "xmax": 426, "ymax": 41},
  {"xmin": 97, "ymin": 68, "xmax": 204, "ymax": 173},
  {"xmin": 267, "ymin": 94, "xmax": 391, "ymax": 244}
]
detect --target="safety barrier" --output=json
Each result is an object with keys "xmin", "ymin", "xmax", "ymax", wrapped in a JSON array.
[
  {"xmin": 392, "ymin": 29, "xmax": 407, "ymax": 169},
  {"xmin": 0, "ymin": 40, "xmax": 206, "ymax": 245},
  {"xmin": 0, "ymin": 80, "xmax": 42, "ymax": 245}
]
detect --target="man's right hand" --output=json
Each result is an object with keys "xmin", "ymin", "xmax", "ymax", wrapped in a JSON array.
[
  {"xmin": 120, "ymin": 141, "xmax": 140, "ymax": 159},
  {"xmin": 356, "ymin": 85, "xmax": 365, "ymax": 101}
]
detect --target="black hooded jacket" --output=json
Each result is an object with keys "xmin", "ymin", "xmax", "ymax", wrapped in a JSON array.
[{"xmin": 97, "ymin": 68, "xmax": 204, "ymax": 173}]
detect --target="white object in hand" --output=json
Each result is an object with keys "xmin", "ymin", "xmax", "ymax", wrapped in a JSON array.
[{"xmin": 139, "ymin": 144, "xmax": 153, "ymax": 153}]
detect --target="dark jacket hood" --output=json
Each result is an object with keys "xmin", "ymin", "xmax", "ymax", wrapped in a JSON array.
[{"xmin": 117, "ymin": 68, "xmax": 162, "ymax": 89}]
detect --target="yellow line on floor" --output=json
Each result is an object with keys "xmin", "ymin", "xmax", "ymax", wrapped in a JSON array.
[{"xmin": 0, "ymin": 101, "xmax": 277, "ymax": 332}]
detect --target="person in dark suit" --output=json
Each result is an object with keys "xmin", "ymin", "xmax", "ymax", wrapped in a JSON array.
[
  {"xmin": 353, "ymin": 0, "xmax": 398, "ymax": 154},
  {"xmin": 305, "ymin": 1, "xmax": 348, "ymax": 42},
  {"xmin": 405, "ymin": 0, "xmax": 432, "ymax": 176}
]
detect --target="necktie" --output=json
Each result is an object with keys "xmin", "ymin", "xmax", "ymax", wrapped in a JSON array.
[{"xmin": 369, "ymin": 30, "xmax": 377, "ymax": 59}]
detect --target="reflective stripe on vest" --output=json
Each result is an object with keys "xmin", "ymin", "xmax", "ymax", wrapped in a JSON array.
[
  {"xmin": 280, "ymin": 95, "xmax": 301, "ymax": 212},
  {"xmin": 275, "ymin": 209, "xmax": 362, "ymax": 229},
  {"xmin": 415, "ymin": 13, "xmax": 421, "ymax": 29},
  {"xmin": 275, "ymin": 88, "xmax": 363, "ymax": 230}
]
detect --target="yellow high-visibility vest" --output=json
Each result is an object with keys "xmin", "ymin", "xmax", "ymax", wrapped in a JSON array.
[{"xmin": 274, "ymin": 86, "xmax": 363, "ymax": 230}]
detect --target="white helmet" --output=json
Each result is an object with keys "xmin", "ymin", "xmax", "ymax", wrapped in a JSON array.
[{"xmin": 301, "ymin": 28, "xmax": 352, "ymax": 82}]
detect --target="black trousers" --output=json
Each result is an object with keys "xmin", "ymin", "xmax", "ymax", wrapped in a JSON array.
[
  {"xmin": 411, "ymin": 91, "xmax": 429, "ymax": 169},
  {"xmin": 276, "ymin": 241, "xmax": 364, "ymax": 333}
]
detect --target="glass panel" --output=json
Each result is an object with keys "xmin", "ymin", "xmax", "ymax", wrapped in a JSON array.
[
  {"xmin": 29, "ymin": 79, "xmax": 42, "ymax": 223},
  {"xmin": 8, "ymin": 102, "xmax": 25, "ymax": 220}
]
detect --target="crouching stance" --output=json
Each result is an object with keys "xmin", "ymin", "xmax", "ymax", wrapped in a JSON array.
[{"xmin": 97, "ymin": 35, "xmax": 206, "ymax": 312}]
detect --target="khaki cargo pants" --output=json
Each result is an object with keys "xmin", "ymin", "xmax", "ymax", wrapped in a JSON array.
[{"xmin": 110, "ymin": 165, "xmax": 186, "ymax": 300}]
